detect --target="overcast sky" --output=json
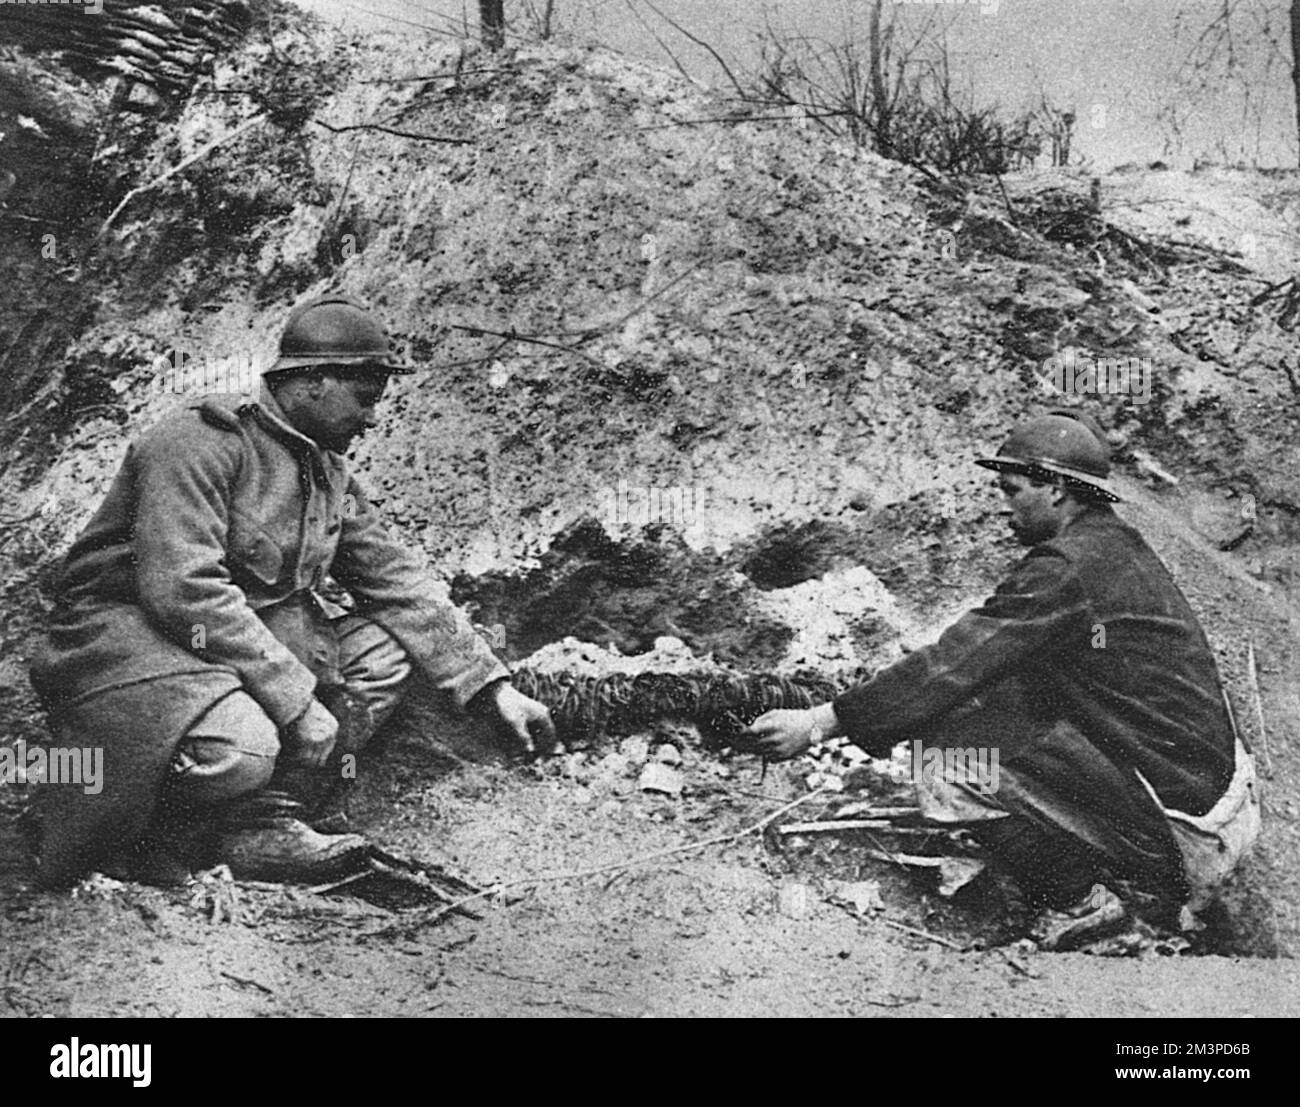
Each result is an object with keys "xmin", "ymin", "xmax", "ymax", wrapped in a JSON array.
[{"xmin": 293, "ymin": 0, "xmax": 1297, "ymax": 169}]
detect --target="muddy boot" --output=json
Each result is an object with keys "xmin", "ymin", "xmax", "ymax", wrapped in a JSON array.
[
  {"xmin": 1030, "ymin": 883, "xmax": 1129, "ymax": 951},
  {"xmin": 267, "ymin": 756, "xmax": 358, "ymax": 834},
  {"xmin": 310, "ymin": 777, "xmax": 356, "ymax": 835},
  {"xmin": 214, "ymin": 789, "xmax": 368, "ymax": 884}
]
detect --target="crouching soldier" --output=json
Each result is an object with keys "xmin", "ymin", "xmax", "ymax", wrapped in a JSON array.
[
  {"xmin": 27, "ymin": 295, "xmax": 555, "ymax": 887},
  {"xmin": 743, "ymin": 413, "xmax": 1260, "ymax": 946}
]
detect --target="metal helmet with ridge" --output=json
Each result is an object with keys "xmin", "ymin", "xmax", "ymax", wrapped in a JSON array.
[
  {"xmin": 975, "ymin": 411, "xmax": 1120, "ymax": 502},
  {"xmin": 266, "ymin": 295, "xmax": 413, "ymax": 376}
]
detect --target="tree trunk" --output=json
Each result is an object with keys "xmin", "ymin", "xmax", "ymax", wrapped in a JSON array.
[
  {"xmin": 480, "ymin": 0, "xmax": 505, "ymax": 51},
  {"xmin": 867, "ymin": 0, "xmax": 892, "ymax": 156},
  {"xmin": 1291, "ymin": 0, "xmax": 1300, "ymax": 165}
]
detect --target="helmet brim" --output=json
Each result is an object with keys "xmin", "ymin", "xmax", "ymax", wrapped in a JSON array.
[
  {"xmin": 976, "ymin": 455, "xmax": 1121, "ymax": 503},
  {"xmin": 265, "ymin": 355, "xmax": 415, "ymax": 375}
]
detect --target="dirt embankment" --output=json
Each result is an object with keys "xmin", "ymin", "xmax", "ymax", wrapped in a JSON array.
[{"xmin": 2, "ymin": 10, "xmax": 1298, "ymax": 1017}]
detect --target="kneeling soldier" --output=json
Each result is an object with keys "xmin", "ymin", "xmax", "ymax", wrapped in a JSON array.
[
  {"xmin": 29, "ymin": 295, "xmax": 554, "ymax": 886},
  {"xmin": 744, "ymin": 413, "xmax": 1260, "ymax": 944}
]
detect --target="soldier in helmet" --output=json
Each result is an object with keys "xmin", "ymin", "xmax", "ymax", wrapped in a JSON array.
[
  {"xmin": 28, "ymin": 295, "xmax": 555, "ymax": 887},
  {"xmin": 742, "ymin": 412, "xmax": 1260, "ymax": 947}
]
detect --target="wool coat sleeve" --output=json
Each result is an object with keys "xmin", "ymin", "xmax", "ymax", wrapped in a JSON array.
[
  {"xmin": 128, "ymin": 423, "xmax": 320, "ymax": 728},
  {"xmin": 833, "ymin": 546, "xmax": 1091, "ymax": 755},
  {"xmin": 329, "ymin": 478, "xmax": 509, "ymax": 709}
]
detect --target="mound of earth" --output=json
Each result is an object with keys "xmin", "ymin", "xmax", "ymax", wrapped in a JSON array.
[{"xmin": 1, "ymin": 8, "xmax": 1298, "ymax": 1017}]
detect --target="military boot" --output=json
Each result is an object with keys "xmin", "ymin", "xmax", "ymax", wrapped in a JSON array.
[
  {"xmin": 214, "ymin": 789, "xmax": 368, "ymax": 884},
  {"xmin": 1030, "ymin": 883, "xmax": 1129, "ymax": 951},
  {"xmin": 267, "ymin": 753, "xmax": 357, "ymax": 835}
]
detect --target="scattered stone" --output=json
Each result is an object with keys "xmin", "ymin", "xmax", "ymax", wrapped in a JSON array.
[
  {"xmin": 777, "ymin": 882, "xmax": 814, "ymax": 919},
  {"xmin": 619, "ymin": 735, "xmax": 651, "ymax": 763},
  {"xmin": 560, "ymin": 751, "xmax": 591, "ymax": 782},
  {"xmin": 594, "ymin": 751, "xmax": 632, "ymax": 781},
  {"xmin": 937, "ymin": 858, "xmax": 986, "ymax": 898},
  {"xmin": 827, "ymin": 879, "xmax": 885, "ymax": 916},
  {"xmin": 838, "ymin": 744, "xmax": 870, "ymax": 767},
  {"xmin": 653, "ymin": 743, "xmax": 683, "ymax": 766},
  {"xmin": 638, "ymin": 761, "xmax": 684, "ymax": 797}
]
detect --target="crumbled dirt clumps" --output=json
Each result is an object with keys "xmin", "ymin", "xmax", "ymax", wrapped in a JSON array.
[{"xmin": 2, "ymin": 10, "xmax": 1299, "ymax": 1017}]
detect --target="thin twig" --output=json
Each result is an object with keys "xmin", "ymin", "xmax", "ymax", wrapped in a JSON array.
[
  {"xmin": 219, "ymin": 971, "xmax": 274, "ymax": 995},
  {"xmin": 366, "ymin": 857, "xmax": 472, "ymax": 909},
  {"xmin": 96, "ymin": 114, "xmax": 266, "ymax": 242},
  {"xmin": 587, "ymin": 255, "xmax": 709, "ymax": 338},
  {"xmin": 991, "ymin": 944, "xmax": 1037, "ymax": 977},
  {"xmin": 1250, "ymin": 275, "xmax": 1296, "ymax": 305},
  {"xmin": 833, "ymin": 804, "xmax": 920, "ymax": 819},
  {"xmin": 622, "ymin": 110, "xmax": 849, "ymax": 134},
  {"xmin": 993, "ymin": 173, "xmax": 1018, "ymax": 223},
  {"xmin": 778, "ymin": 818, "xmax": 897, "ymax": 834},
  {"xmin": 878, "ymin": 916, "xmax": 966, "ymax": 950},
  {"xmin": 313, "ymin": 119, "xmax": 472, "ymax": 145},
  {"xmin": 365, "ymin": 789, "xmax": 829, "ymax": 939},
  {"xmin": 861, "ymin": 829, "xmax": 911, "ymax": 870},
  {"xmin": 639, "ymin": 0, "xmax": 750, "ymax": 100},
  {"xmin": 826, "ymin": 895, "xmax": 977, "ymax": 957},
  {"xmin": 439, "ymin": 322, "xmax": 605, "ymax": 365},
  {"xmin": 306, "ymin": 871, "xmax": 372, "ymax": 895},
  {"xmin": 323, "ymin": 139, "xmax": 363, "ymax": 260},
  {"xmin": 621, "ymin": 0, "xmax": 695, "ymax": 84},
  {"xmin": 358, "ymin": 67, "xmax": 518, "ymax": 84}
]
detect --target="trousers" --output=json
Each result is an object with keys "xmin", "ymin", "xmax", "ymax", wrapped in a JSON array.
[
  {"xmin": 169, "ymin": 613, "xmax": 412, "ymax": 807},
  {"xmin": 903, "ymin": 671, "xmax": 1192, "ymax": 913}
]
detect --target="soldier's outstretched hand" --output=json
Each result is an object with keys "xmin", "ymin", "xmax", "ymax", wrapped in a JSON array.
[
  {"xmin": 741, "ymin": 708, "xmax": 820, "ymax": 762},
  {"xmin": 486, "ymin": 681, "xmax": 559, "ymax": 756},
  {"xmin": 741, "ymin": 702, "xmax": 841, "ymax": 762}
]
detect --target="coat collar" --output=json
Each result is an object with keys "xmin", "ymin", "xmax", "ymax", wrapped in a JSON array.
[{"xmin": 241, "ymin": 385, "xmax": 347, "ymax": 483}]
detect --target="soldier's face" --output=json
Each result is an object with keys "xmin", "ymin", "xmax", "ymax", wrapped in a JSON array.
[
  {"xmin": 301, "ymin": 373, "xmax": 388, "ymax": 453},
  {"xmin": 997, "ymin": 472, "xmax": 1063, "ymax": 546}
]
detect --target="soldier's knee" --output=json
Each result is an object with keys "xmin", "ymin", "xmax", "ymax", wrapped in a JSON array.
[
  {"xmin": 172, "ymin": 692, "xmax": 280, "ymax": 805},
  {"xmin": 183, "ymin": 744, "xmax": 277, "ymax": 802}
]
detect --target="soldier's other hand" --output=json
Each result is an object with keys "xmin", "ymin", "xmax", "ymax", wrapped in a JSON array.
[
  {"xmin": 289, "ymin": 698, "xmax": 339, "ymax": 768},
  {"xmin": 488, "ymin": 682, "xmax": 559, "ymax": 757},
  {"xmin": 741, "ymin": 708, "xmax": 821, "ymax": 762}
]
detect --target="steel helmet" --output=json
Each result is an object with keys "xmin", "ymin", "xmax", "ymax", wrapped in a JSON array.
[
  {"xmin": 975, "ymin": 412, "xmax": 1120, "ymax": 502},
  {"xmin": 267, "ymin": 295, "xmax": 413, "ymax": 375}
]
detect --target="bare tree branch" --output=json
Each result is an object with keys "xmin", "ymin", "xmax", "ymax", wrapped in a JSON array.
[{"xmin": 639, "ymin": 0, "xmax": 750, "ymax": 100}]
